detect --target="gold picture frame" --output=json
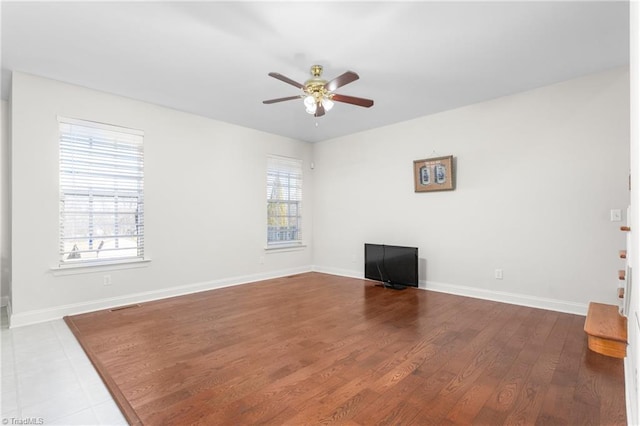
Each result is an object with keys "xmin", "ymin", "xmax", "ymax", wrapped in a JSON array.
[{"xmin": 413, "ymin": 155, "xmax": 455, "ymax": 192}]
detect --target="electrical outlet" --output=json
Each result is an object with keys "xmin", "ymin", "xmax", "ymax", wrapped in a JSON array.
[
  {"xmin": 103, "ymin": 275, "xmax": 112, "ymax": 286},
  {"xmin": 610, "ymin": 209, "xmax": 622, "ymax": 222},
  {"xmin": 495, "ymin": 269, "xmax": 503, "ymax": 280}
]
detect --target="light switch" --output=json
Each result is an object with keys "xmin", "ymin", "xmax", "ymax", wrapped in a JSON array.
[{"xmin": 611, "ymin": 209, "xmax": 622, "ymax": 222}]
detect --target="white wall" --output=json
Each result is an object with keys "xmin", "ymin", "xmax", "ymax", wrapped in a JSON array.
[
  {"xmin": 6, "ymin": 63, "xmax": 634, "ymax": 413},
  {"xmin": 10, "ymin": 72, "xmax": 313, "ymax": 326},
  {"xmin": 1, "ymin": 100, "xmax": 9, "ymax": 308},
  {"xmin": 313, "ymin": 67, "xmax": 629, "ymax": 314},
  {"xmin": 626, "ymin": 1, "xmax": 639, "ymax": 423},
  {"xmin": 7, "ymin": 68, "xmax": 630, "ymax": 325}
]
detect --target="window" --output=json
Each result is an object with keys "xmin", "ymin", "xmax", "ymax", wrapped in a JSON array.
[
  {"xmin": 59, "ymin": 117, "xmax": 144, "ymax": 265},
  {"xmin": 267, "ymin": 156, "xmax": 302, "ymax": 247}
]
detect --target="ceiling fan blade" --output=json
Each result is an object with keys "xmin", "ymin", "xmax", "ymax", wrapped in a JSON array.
[
  {"xmin": 324, "ymin": 71, "xmax": 359, "ymax": 92},
  {"xmin": 263, "ymin": 95, "xmax": 302, "ymax": 104},
  {"xmin": 314, "ymin": 102, "xmax": 326, "ymax": 117},
  {"xmin": 268, "ymin": 72, "xmax": 305, "ymax": 89},
  {"xmin": 331, "ymin": 94, "xmax": 374, "ymax": 108}
]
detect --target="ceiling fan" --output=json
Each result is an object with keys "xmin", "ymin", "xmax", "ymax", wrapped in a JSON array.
[{"xmin": 263, "ymin": 65, "xmax": 374, "ymax": 117}]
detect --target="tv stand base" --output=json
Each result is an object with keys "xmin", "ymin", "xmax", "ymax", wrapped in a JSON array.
[{"xmin": 375, "ymin": 283, "xmax": 407, "ymax": 291}]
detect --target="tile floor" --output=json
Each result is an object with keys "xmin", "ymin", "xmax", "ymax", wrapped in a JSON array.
[{"xmin": 1, "ymin": 307, "xmax": 127, "ymax": 425}]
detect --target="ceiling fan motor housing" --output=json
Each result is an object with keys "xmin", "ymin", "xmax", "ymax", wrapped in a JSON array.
[{"xmin": 304, "ymin": 65, "xmax": 331, "ymax": 102}]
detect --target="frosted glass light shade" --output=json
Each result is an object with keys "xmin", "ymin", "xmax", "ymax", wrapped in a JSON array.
[
  {"xmin": 304, "ymin": 95, "xmax": 315, "ymax": 108},
  {"xmin": 304, "ymin": 95, "xmax": 317, "ymax": 114},
  {"xmin": 323, "ymin": 98, "xmax": 334, "ymax": 111}
]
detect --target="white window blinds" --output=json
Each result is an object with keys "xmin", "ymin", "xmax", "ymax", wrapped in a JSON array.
[
  {"xmin": 267, "ymin": 156, "xmax": 302, "ymax": 245},
  {"xmin": 59, "ymin": 117, "xmax": 144, "ymax": 264}
]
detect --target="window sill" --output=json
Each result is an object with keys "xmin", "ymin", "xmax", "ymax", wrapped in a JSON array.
[
  {"xmin": 51, "ymin": 258, "xmax": 151, "ymax": 276},
  {"xmin": 264, "ymin": 243, "xmax": 307, "ymax": 253}
]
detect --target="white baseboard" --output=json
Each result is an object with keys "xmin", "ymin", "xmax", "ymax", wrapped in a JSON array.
[
  {"xmin": 312, "ymin": 265, "xmax": 588, "ymax": 315},
  {"xmin": 311, "ymin": 265, "xmax": 363, "ymax": 280},
  {"xmin": 625, "ymin": 356, "xmax": 638, "ymax": 426},
  {"xmin": 9, "ymin": 266, "xmax": 312, "ymax": 328},
  {"xmin": 7, "ymin": 266, "xmax": 590, "ymax": 327},
  {"xmin": 424, "ymin": 280, "xmax": 588, "ymax": 316}
]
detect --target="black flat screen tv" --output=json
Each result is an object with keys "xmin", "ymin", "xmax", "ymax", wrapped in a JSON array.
[{"xmin": 364, "ymin": 243, "xmax": 419, "ymax": 288}]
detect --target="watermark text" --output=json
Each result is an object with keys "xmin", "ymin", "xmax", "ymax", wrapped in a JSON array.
[{"xmin": 2, "ymin": 418, "xmax": 45, "ymax": 425}]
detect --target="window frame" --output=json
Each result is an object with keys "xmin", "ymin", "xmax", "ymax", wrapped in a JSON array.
[
  {"xmin": 58, "ymin": 116, "xmax": 146, "ymax": 268},
  {"xmin": 266, "ymin": 155, "xmax": 303, "ymax": 249}
]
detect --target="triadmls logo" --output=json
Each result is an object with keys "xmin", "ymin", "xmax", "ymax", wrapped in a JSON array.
[{"xmin": 2, "ymin": 418, "xmax": 45, "ymax": 425}]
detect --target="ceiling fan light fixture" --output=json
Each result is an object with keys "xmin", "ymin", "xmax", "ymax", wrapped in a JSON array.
[
  {"xmin": 304, "ymin": 96, "xmax": 317, "ymax": 114},
  {"xmin": 322, "ymin": 97, "xmax": 334, "ymax": 111},
  {"xmin": 264, "ymin": 64, "xmax": 374, "ymax": 117},
  {"xmin": 303, "ymin": 95, "xmax": 315, "ymax": 108}
]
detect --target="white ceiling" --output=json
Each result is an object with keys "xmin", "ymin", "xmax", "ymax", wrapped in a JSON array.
[{"xmin": 1, "ymin": 1, "xmax": 629, "ymax": 143}]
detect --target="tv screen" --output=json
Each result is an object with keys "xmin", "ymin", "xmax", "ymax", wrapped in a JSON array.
[{"xmin": 364, "ymin": 243, "xmax": 418, "ymax": 288}]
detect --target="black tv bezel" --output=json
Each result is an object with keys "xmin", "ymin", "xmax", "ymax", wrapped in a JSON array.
[{"xmin": 364, "ymin": 243, "xmax": 419, "ymax": 288}]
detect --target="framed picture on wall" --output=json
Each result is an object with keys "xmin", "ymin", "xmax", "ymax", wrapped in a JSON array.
[{"xmin": 413, "ymin": 155, "xmax": 455, "ymax": 192}]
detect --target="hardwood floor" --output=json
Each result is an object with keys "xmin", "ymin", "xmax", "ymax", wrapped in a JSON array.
[{"xmin": 64, "ymin": 272, "xmax": 626, "ymax": 425}]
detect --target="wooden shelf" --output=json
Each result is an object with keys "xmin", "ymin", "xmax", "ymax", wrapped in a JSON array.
[
  {"xmin": 618, "ymin": 270, "xmax": 626, "ymax": 281},
  {"xmin": 584, "ymin": 302, "xmax": 627, "ymax": 358},
  {"xmin": 620, "ymin": 226, "xmax": 631, "ymax": 232},
  {"xmin": 619, "ymin": 250, "xmax": 627, "ymax": 259},
  {"xmin": 618, "ymin": 287, "xmax": 625, "ymax": 299}
]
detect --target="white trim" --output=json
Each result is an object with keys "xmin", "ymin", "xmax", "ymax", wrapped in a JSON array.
[
  {"xmin": 264, "ymin": 244, "xmax": 307, "ymax": 253},
  {"xmin": 57, "ymin": 115, "xmax": 144, "ymax": 136},
  {"xmin": 311, "ymin": 265, "xmax": 588, "ymax": 315},
  {"xmin": 9, "ymin": 266, "xmax": 312, "ymax": 328},
  {"xmin": 51, "ymin": 258, "xmax": 151, "ymax": 276},
  {"xmin": 423, "ymin": 280, "xmax": 588, "ymax": 316},
  {"xmin": 625, "ymin": 356, "xmax": 638, "ymax": 426},
  {"xmin": 6, "ymin": 299, "xmax": 12, "ymax": 328},
  {"xmin": 311, "ymin": 265, "xmax": 363, "ymax": 280},
  {"xmin": 10, "ymin": 268, "xmax": 590, "ymax": 327}
]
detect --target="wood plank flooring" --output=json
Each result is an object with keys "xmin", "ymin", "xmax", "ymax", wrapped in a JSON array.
[{"xmin": 64, "ymin": 272, "xmax": 626, "ymax": 425}]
